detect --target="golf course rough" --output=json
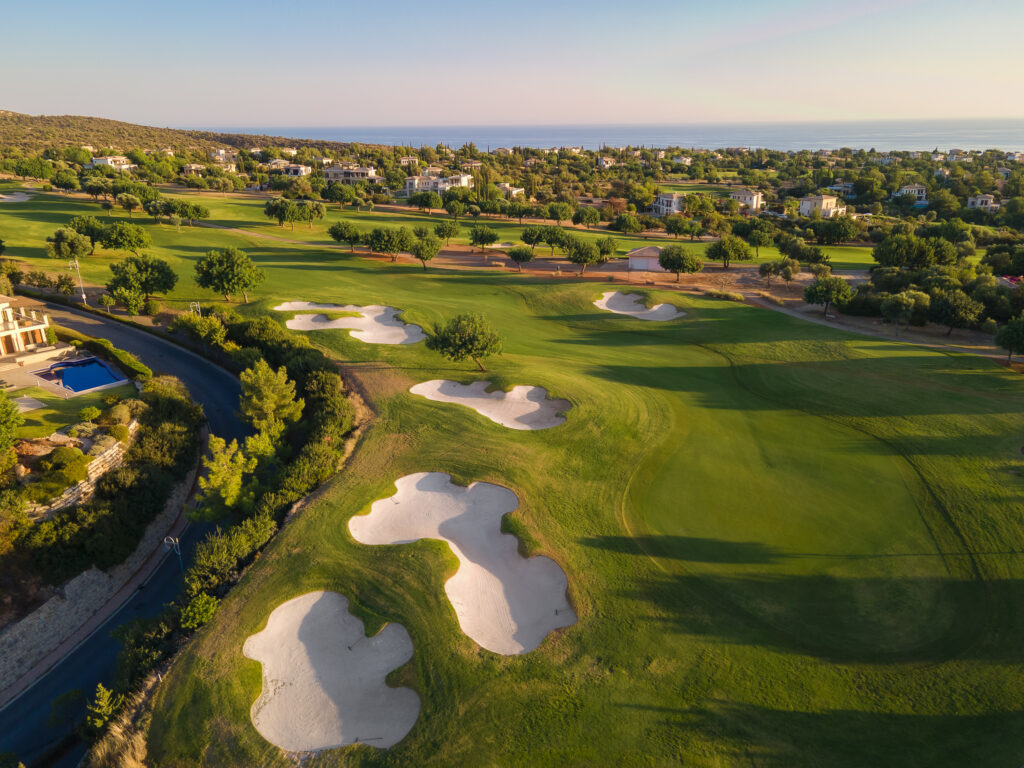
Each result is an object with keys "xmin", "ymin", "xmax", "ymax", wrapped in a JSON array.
[
  {"xmin": 409, "ymin": 380, "xmax": 570, "ymax": 430},
  {"xmin": 593, "ymin": 290, "xmax": 684, "ymax": 321},
  {"xmin": 273, "ymin": 301, "xmax": 426, "ymax": 344},
  {"xmin": 349, "ymin": 472, "xmax": 576, "ymax": 654},
  {"xmin": 242, "ymin": 591, "xmax": 420, "ymax": 752}
]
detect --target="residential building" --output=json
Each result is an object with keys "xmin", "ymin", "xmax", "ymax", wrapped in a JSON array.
[
  {"xmin": 598, "ymin": 156, "xmax": 617, "ymax": 169},
  {"xmin": 967, "ymin": 194, "xmax": 1000, "ymax": 212},
  {"xmin": 403, "ymin": 174, "xmax": 474, "ymax": 196},
  {"xmin": 0, "ymin": 295, "xmax": 51, "ymax": 359},
  {"xmin": 525, "ymin": 157, "xmax": 541, "ymax": 167},
  {"xmin": 948, "ymin": 149, "xmax": 971, "ymax": 162},
  {"xmin": 934, "ymin": 168, "xmax": 951, "ymax": 179},
  {"xmin": 280, "ymin": 147, "xmax": 298, "ymax": 157},
  {"xmin": 399, "ymin": 156, "xmax": 419, "ymax": 166},
  {"xmin": 324, "ymin": 165, "xmax": 382, "ymax": 184},
  {"xmin": 89, "ymin": 155, "xmax": 136, "ymax": 172},
  {"xmin": 673, "ymin": 155, "xmax": 693, "ymax": 166},
  {"xmin": 460, "ymin": 160, "xmax": 483, "ymax": 170},
  {"xmin": 907, "ymin": 151, "xmax": 921, "ymax": 159},
  {"xmin": 894, "ymin": 183, "xmax": 928, "ymax": 204},
  {"xmin": 423, "ymin": 165, "xmax": 445, "ymax": 177},
  {"xmin": 209, "ymin": 148, "xmax": 238, "ymax": 162},
  {"xmin": 654, "ymin": 150, "xmax": 666, "ymax": 160},
  {"xmin": 266, "ymin": 158, "xmax": 290, "ymax": 170},
  {"xmin": 826, "ymin": 181, "xmax": 856, "ymax": 198},
  {"xmin": 491, "ymin": 147, "xmax": 514, "ymax": 156},
  {"xmin": 496, "ymin": 182, "xmax": 525, "ymax": 198},
  {"xmin": 279, "ymin": 164, "xmax": 311, "ymax": 177},
  {"xmin": 561, "ymin": 146, "xmax": 584, "ymax": 154},
  {"xmin": 181, "ymin": 163, "xmax": 205, "ymax": 176},
  {"xmin": 1007, "ymin": 151, "xmax": 1024, "ymax": 163},
  {"xmin": 998, "ymin": 167, "xmax": 1012, "ymax": 180},
  {"xmin": 651, "ymin": 192, "xmax": 686, "ymax": 217},
  {"xmin": 730, "ymin": 188, "xmax": 764, "ymax": 213},
  {"xmin": 931, "ymin": 152, "xmax": 946, "ymax": 161},
  {"xmin": 798, "ymin": 194, "xmax": 847, "ymax": 218}
]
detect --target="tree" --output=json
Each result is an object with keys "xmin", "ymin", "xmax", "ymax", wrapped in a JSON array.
[
  {"xmin": 434, "ymin": 220, "xmax": 460, "ymax": 245},
  {"xmin": 296, "ymin": 199, "xmax": 326, "ymax": 229},
  {"xmin": 327, "ymin": 221, "xmax": 361, "ymax": 251},
  {"xmin": 508, "ymin": 201, "xmax": 529, "ymax": 224},
  {"xmin": 101, "ymin": 221, "xmax": 151, "ymax": 255},
  {"xmin": 747, "ymin": 229, "xmax": 774, "ymax": 257},
  {"xmin": 409, "ymin": 191, "xmax": 442, "ymax": 213},
  {"xmin": 506, "ymin": 245, "xmax": 534, "ymax": 272},
  {"xmin": 542, "ymin": 225, "xmax": 567, "ymax": 255},
  {"xmin": 664, "ymin": 215, "xmax": 688, "ymax": 238},
  {"xmin": 596, "ymin": 236, "xmax": 618, "ymax": 259},
  {"xmin": 84, "ymin": 683, "xmax": 123, "ymax": 739},
  {"xmin": 264, "ymin": 197, "xmax": 298, "ymax": 228},
  {"xmin": 116, "ymin": 193, "xmax": 141, "ymax": 218},
  {"xmin": 929, "ymin": 288, "xmax": 983, "ymax": 336},
  {"xmin": 566, "ymin": 238, "xmax": 601, "ymax": 274},
  {"xmin": 929, "ymin": 188, "xmax": 961, "ymax": 219},
  {"xmin": 68, "ymin": 215, "xmax": 107, "ymax": 254},
  {"xmin": 706, "ymin": 234, "xmax": 753, "ymax": 269},
  {"xmin": 180, "ymin": 592, "xmax": 220, "ymax": 630},
  {"xmin": 658, "ymin": 245, "xmax": 703, "ymax": 281},
  {"xmin": 426, "ymin": 313, "xmax": 503, "ymax": 372},
  {"xmin": 445, "ymin": 199, "xmax": 466, "ymax": 219},
  {"xmin": 239, "ymin": 359, "xmax": 304, "ymax": 438},
  {"xmin": 0, "ymin": 393, "xmax": 24, "ymax": 470},
  {"xmin": 107, "ymin": 254, "xmax": 177, "ymax": 299},
  {"xmin": 547, "ymin": 201, "xmax": 573, "ymax": 225},
  {"xmin": 572, "ymin": 206, "xmax": 600, "ymax": 228},
  {"xmin": 366, "ymin": 226, "xmax": 414, "ymax": 261},
  {"xmin": 996, "ymin": 315, "xmax": 1024, "ymax": 361},
  {"xmin": 45, "ymin": 227, "xmax": 91, "ymax": 261},
  {"xmin": 612, "ymin": 213, "xmax": 643, "ymax": 233},
  {"xmin": 194, "ymin": 247, "xmax": 265, "ymax": 302},
  {"xmin": 197, "ymin": 434, "xmax": 257, "ymax": 515},
  {"xmin": 521, "ymin": 225, "xmax": 545, "ymax": 252},
  {"xmin": 880, "ymin": 291, "xmax": 917, "ymax": 331},
  {"xmin": 410, "ymin": 235, "xmax": 442, "ymax": 270},
  {"xmin": 469, "ymin": 225, "xmax": 499, "ymax": 252},
  {"xmin": 803, "ymin": 276, "xmax": 853, "ymax": 316}
]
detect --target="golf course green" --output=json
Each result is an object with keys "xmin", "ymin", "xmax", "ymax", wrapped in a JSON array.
[{"xmin": 2, "ymin": 183, "xmax": 1023, "ymax": 766}]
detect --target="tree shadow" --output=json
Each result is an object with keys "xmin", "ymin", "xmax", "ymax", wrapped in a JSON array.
[{"xmin": 580, "ymin": 535, "xmax": 785, "ymax": 564}]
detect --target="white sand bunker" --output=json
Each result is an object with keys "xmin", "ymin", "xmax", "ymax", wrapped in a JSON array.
[
  {"xmin": 0, "ymin": 191, "xmax": 31, "ymax": 203},
  {"xmin": 349, "ymin": 472, "xmax": 576, "ymax": 655},
  {"xmin": 594, "ymin": 291, "xmax": 684, "ymax": 321},
  {"xmin": 273, "ymin": 301, "xmax": 425, "ymax": 344},
  {"xmin": 243, "ymin": 591, "xmax": 420, "ymax": 753},
  {"xmin": 410, "ymin": 380, "xmax": 569, "ymax": 430}
]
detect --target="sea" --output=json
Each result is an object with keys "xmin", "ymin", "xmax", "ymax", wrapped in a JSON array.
[{"xmin": 190, "ymin": 119, "xmax": 1024, "ymax": 153}]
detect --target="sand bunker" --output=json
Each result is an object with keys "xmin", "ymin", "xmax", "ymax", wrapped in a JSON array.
[
  {"xmin": 410, "ymin": 380, "xmax": 569, "ymax": 430},
  {"xmin": 349, "ymin": 473, "xmax": 576, "ymax": 655},
  {"xmin": 273, "ymin": 301, "xmax": 425, "ymax": 344},
  {"xmin": 593, "ymin": 291, "xmax": 684, "ymax": 321},
  {"xmin": 243, "ymin": 591, "xmax": 420, "ymax": 752},
  {"xmin": 0, "ymin": 192, "xmax": 31, "ymax": 203}
]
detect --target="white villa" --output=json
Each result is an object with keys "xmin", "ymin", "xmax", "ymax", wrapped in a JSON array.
[
  {"xmin": 673, "ymin": 155, "xmax": 693, "ymax": 166},
  {"xmin": 280, "ymin": 147, "xmax": 298, "ymax": 157},
  {"xmin": 496, "ymin": 182, "xmax": 525, "ymax": 198},
  {"xmin": 598, "ymin": 157, "xmax": 617, "ymax": 169},
  {"xmin": 730, "ymin": 188, "xmax": 764, "ymax": 213},
  {"xmin": 460, "ymin": 160, "xmax": 483, "ymax": 170},
  {"xmin": 324, "ymin": 165, "xmax": 383, "ymax": 185},
  {"xmin": 826, "ymin": 181, "xmax": 856, "ymax": 197},
  {"xmin": 0, "ymin": 296, "xmax": 52, "ymax": 361},
  {"xmin": 799, "ymin": 194, "xmax": 847, "ymax": 218},
  {"xmin": 280, "ymin": 164, "xmax": 312, "ymax": 177},
  {"xmin": 399, "ymin": 156, "xmax": 419, "ymax": 166},
  {"xmin": 894, "ymin": 183, "xmax": 928, "ymax": 204},
  {"xmin": 651, "ymin": 192, "xmax": 686, "ymax": 217},
  {"xmin": 491, "ymin": 147, "xmax": 514, "ymax": 156},
  {"xmin": 181, "ymin": 163, "xmax": 205, "ymax": 176},
  {"xmin": 967, "ymin": 194, "xmax": 1000, "ymax": 212},
  {"xmin": 403, "ymin": 173, "xmax": 474, "ymax": 196},
  {"xmin": 89, "ymin": 156, "xmax": 136, "ymax": 172}
]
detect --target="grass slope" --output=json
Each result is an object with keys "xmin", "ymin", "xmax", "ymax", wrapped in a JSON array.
[{"xmin": 133, "ymin": 260, "xmax": 1024, "ymax": 767}]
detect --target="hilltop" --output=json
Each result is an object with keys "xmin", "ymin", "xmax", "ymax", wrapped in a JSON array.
[{"xmin": 0, "ymin": 110, "xmax": 362, "ymax": 154}]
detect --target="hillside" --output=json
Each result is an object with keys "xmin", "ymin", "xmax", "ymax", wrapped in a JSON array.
[{"xmin": 0, "ymin": 110, "xmax": 361, "ymax": 154}]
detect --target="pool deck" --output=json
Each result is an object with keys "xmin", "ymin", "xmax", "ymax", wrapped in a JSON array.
[{"xmin": 2, "ymin": 352, "xmax": 124, "ymax": 399}]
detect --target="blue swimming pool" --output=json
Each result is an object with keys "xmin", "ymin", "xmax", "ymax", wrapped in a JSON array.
[{"xmin": 33, "ymin": 357, "xmax": 126, "ymax": 392}]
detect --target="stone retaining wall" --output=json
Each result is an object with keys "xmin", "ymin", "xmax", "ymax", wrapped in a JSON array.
[{"xmin": 0, "ymin": 459, "xmax": 198, "ymax": 694}]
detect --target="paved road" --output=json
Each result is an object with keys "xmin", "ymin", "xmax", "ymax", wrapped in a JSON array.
[{"xmin": 0, "ymin": 304, "xmax": 246, "ymax": 767}]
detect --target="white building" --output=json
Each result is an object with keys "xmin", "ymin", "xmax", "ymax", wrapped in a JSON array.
[
  {"xmin": 280, "ymin": 164, "xmax": 312, "ymax": 177},
  {"xmin": 626, "ymin": 246, "xmax": 667, "ymax": 272},
  {"xmin": 894, "ymin": 183, "xmax": 928, "ymax": 204},
  {"xmin": 673, "ymin": 155, "xmax": 693, "ymax": 166},
  {"xmin": 651, "ymin": 192, "xmax": 686, "ymax": 217},
  {"xmin": 730, "ymin": 188, "xmax": 764, "ymax": 213},
  {"xmin": 280, "ymin": 147, "xmax": 298, "ymax": 157},
  {"xmin": 324, "ymin": 165, "xmax": 383, "ymax": 185},
  {"xmin": 403, "ymin": 174, "xmax": 474, "ymax": 196},
  {"xmin": 597, "ymin": 156, "xmax": 617, "ymax": 169},
  {"xmin": 826, "ymin": 182, "xmax": 856, "ymax": 197},
  {"xmin": 967, "ymin": 194, "xmax": 999, "ymax": 212},
  {"xmin": 460, "ymin": 160, "xmax": 483, "ymax": 170},
  {"xmin": 799, "ymin": 194, "xmax": 847, "ymax": 218},
  {"xmin": 496, "ymin": 182, "xmax": 525, "ymax": 198},
  {"xmin": 181, "ymin": 163, "xmax": 205, "ymax": 176},
  {"xmin": 399, "ymin": 156, "xmax": 419, "ymax": 166},
  {"xmin": 491, "ymin": 147, "xmax": 514, "ymax": 156},
  {"xmin": 89, "ymin": 156, "xmax": 136, "ymax": 172}
]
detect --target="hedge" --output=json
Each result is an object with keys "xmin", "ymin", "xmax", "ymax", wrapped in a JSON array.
[{"xmin": 54, "ymin": 325, "xmax": 153, "ymax": 380}]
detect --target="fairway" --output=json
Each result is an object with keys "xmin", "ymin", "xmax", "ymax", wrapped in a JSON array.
[{"xmin": 4, "ymin": 183, "xmax": 1024, "ymax": 766}]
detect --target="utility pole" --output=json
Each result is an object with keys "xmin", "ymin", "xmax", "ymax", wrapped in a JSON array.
[
  {"xmin": 68, "ymin": 259, "xmax": 87, "ymax": 305},
  {"xmin": 163, "ymin": 536, "xmax": 183, "ymax": 572}
]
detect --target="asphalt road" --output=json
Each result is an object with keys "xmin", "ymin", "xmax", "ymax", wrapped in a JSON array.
[{"xmin": 0, "ymin": 304, "xmax": 246, "ymax": 767}]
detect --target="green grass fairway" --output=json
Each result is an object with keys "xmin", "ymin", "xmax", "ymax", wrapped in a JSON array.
[
  {"xmin": 13, "ymin": 383, "xmax": 135, "ymax": 438},
  {"xmin": 4, "ymin": 185, "xmax": 1024, "ymax": 766}
]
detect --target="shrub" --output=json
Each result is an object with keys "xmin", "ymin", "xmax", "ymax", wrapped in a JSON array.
[
  {"xmin": 106, "ymin": 403, "xmax": 132, "ymax": 425},
  {"xmin": 143, "ymin": 299, "xmax": 162, "ymax": 317},
  {"xmin": 45, "ymin": 325, "xmax": 57, "ymax": 345},
  {"xmin": 89, "ymin": 435, "xmax": 118, "ymax": 456},
  {"xmin": 982, "ymin": 317, "xmax": 998, "ymax": 334},
  {"xmin": 705, "ymin": 290, "xmax": 745, "ymax": 302},
  {"xmin": 99, "ymin": 293, "xmax": 116, "ymax": 309},
  {"xmin": 25, "ymin": 446, "xmax": 91, "ymax": 503},
  {"xmin": 180, "ymin": 592, "xmax": 219, "ymax": 630},
  {"xmin": 109, "ymin": 424, "xmax": 130, "ymax": 443},
  {"xmin": 79, "ymin": 406, "xmax": 102, "ymax": 422}
]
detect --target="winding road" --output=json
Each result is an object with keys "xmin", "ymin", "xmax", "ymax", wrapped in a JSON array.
[{"xmin": 0, "ymin": 303, "xmax": 246, "ymax": 767}]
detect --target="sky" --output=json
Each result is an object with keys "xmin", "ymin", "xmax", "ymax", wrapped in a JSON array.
[{"xmin": 1, "ymin": 0, "xmax": 1022, "ymax": 128}]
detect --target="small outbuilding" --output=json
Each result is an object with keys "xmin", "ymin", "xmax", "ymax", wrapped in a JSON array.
[{"xmin": 626, "ymin": 246, "xmax": 666, "ymax": 272}]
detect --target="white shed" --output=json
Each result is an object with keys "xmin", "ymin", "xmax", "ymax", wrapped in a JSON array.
[{"xmin": 626, "ymin": 246, "xmax": 666, "ymax": 272}]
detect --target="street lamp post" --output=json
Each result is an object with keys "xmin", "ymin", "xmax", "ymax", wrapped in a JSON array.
[
  {"xmin": 163, "ymin": 536, "xmax": 183, "ymax": 572},
  {"xmin": 68, "ymin": 259, "xmax": 87, "ymax": 305}
]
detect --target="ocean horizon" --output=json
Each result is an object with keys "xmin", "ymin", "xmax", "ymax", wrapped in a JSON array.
[{"xmin": 186, "ymin": 119, "xmax": 1024, "ymax": 153}]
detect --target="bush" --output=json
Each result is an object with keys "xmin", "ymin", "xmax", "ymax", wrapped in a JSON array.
[
  {"xmin": 89, "ymin": 435, "xmax": 118, "ymax": 456},
  {"xmin": 704, "ymin": 290, "xmax": 745, "ymax": 302},
  {"xmin": 98, "ymin": 293, "xmax": 116, "ymax": 309},
  {"xmin": 982, "ymin": 317, "xmax": 998, "ymax": 334},
  {"xmin": 25, "ymin": 446, "xmax": 91, "ymax": 503},
  {"xmin": 143, "ymin": 299, "xmax": 162, "ymax": 317},
  {"xmin": 79, "ymin": 406, "xmax": 102, "ymax": 422},
  {"xmin": 180, "ymin": 592, "xmax": 219, "ymax": 630},
  {"xmin": 106, "ymin": 403, "xmax": 132, "ymax": 425},
  {"xmin": 109, "ymin": 424, "xmax": 130, "ymax": 443}
]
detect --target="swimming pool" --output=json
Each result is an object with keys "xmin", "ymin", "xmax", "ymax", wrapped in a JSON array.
[{"xmin": 33, "ymin": 357, "xmax": 127, "ymax": 393}]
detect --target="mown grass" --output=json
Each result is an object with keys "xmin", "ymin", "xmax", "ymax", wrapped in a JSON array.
[{"xmin": 13, "ymin": 383, "xmax": 135, "ymax": 439}]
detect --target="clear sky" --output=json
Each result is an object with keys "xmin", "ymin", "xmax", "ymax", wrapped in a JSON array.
[{"xmin": 1, "ymin": 0, "xmax": 1021, "ymax": 128}]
